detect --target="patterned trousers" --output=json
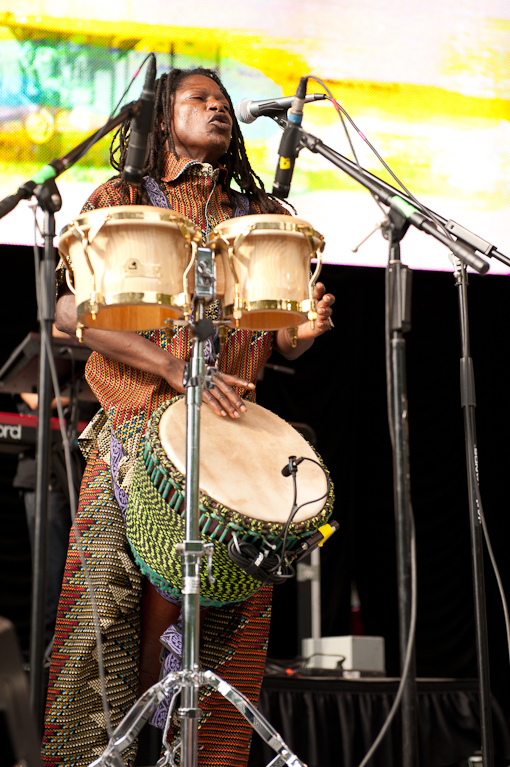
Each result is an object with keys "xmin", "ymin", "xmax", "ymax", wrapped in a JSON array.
[{"xmin": 41, "ymin": 447, "xmax": 272, "ymax": 767}]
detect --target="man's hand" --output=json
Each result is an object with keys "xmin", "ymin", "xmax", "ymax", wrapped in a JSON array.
[{"xmin": 274, "ymin": 282, "xmax": 335, "ymax": 360}]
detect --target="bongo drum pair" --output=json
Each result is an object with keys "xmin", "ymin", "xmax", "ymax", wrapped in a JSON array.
[{"xmin": 58, "ymin": 206, "xmax": 325, "ymax": 332}]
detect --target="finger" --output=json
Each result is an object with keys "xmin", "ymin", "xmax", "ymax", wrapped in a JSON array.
[
  {"xmin": 314, "ymin": 316, "xmax": 334, "ymax": 334},
  {"xmin": 218, "ymin": 373, "xmax": 256, "ymax": 392},
  {"xmin": 317, "ymin": 291, "xmax": 335, "ymax": 308},
  {"xmin": 204, "ymin": 374, "xmax": 252, "ymax": 418},
  {"xmin": 315, "ymin": 300, "xmax": 335, "ymax": 330},
  {"xmin": 202, "ymin": 388, "xmax": 229, "ymax": 417},
  {"xmin": 317, "ymin": 294, "xmax": 335, "ymax": 318},
  {"xmin": 313, "ymin": 282, "xmax": 326, "ymax": 300}
]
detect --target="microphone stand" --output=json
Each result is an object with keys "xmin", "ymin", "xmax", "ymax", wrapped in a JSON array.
[
  {"xmin": 179, "ymin": 273, "xmax": 216, "ymax": 767},
  {"xmin": 279, "ymin": 123, "xmax": 507, "ymax": 767},
  {"xmin": 0, "ymin": 99, "xmax": 143, "ymax": 221},
  {"xmin": 383, "ymin": 209, "xmax": 418, "ymax": 767},
  {"xmin": 454, "ymin": 257, "xmax": 494, "ymax": 767},
  {"xmin": 30, "ymin": 179, "xmax": 62, "ymax": 735},
  {"xmin": 0, "ymin": 97, "xmax": 146, "ymax": 732},
  {"xmin": 268, "ymin": 113, "xmax": 509, "ymax": 270}
]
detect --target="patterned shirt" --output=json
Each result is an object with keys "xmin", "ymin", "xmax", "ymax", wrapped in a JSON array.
[
  {"xmin": 82, "ymin": 153, "xmax": 274, "ymax": 241},
  {"xmin": 76, "ymin": 154, "xmax": 277, "ymax": 502}
]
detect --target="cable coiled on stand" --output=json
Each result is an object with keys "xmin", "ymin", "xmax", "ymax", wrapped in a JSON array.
[{"xmin": 227, "ymin": 456, "xmax": 331, "ymax": 584}]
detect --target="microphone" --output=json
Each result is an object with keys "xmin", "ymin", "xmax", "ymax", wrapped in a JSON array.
[
  {"xmin": 272, "ymin": 77, "xmax": 308, "ymax": 199},
  {"xmin": 123, "ymin": 55, "xmax": 157, "ymax": 185},
  {"xmin": 235, "ymin": 92, "xmax": 326, "ymax": 124},
  {"xmin": 281, "ymin": 456, "xmax": 305, "ymax": 477}
]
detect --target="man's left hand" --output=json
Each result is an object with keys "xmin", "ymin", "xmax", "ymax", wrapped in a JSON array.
[{"xmin": 274, "ymin": 282, "xmax": 335, "ymax": 360}]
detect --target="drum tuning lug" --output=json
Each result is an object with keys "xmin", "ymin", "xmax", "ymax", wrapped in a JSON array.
[
  {"xmin": 76, "ymin": 323, "xmax": 85, "ymax": 343},
  {"xmin": 182, "ymin": 364, "xmax": 190, "ymax": 388},
  {"xmin": 307, "ymin": 298, "xmax": 317, "ymax": 331},
  {"xmin": 289, "ymin": 327, "xmax": 298, "ymax": 348},
  {"xmin": 203, "ymin": 543, "xmax": 216, "ymax": 586},
  {"xmin": 218, "ymin": 325, "xmax": 228, "ymax": 347},
  {"xmin": 233, "ymin": 295, "xmax": 243, "ymax": 325},
  {"xmin": 89, "ymin": 291, "xmax": 99, "ymax": 321}
]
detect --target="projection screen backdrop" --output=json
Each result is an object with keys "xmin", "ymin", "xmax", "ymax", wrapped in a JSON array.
[{"xmin": 0, "ymin": 0, "xmax": 509, "ymax": 273}]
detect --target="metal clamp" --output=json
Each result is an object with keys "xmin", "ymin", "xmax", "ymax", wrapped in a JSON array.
[{"xmin": 203, "ymin": 542, "xmax": 216, "ymax": 585}]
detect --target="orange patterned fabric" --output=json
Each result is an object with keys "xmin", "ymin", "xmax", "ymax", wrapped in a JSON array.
[
  {"xmin": 85, "ymin": 325, "xmax": 272, "ymax": 434},
  {"xmin": 41, "ymin": 449, "xmax": 142, "ymax": 767},
  {"xmin": 81, "ymin": 154, "xmax": 276, "ymax": 235}
]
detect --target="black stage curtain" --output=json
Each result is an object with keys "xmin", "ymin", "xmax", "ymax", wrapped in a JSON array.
[
  {"xmin": 249, "ymin": 677, "xmax": 510, "ymax": 767},
  {"xmin": 1, "ymin": 246, "xmax": 510, "ymax": 734}
]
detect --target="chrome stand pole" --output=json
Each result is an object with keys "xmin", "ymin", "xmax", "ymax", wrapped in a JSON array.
[{"xmin": 179, "ymin": 297, "xmax": 206, "ymax": 767}]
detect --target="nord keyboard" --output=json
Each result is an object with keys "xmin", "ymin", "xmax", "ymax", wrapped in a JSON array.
[{"xmin": 0, "ymin": 412, "xmax": 89, "ymax": 454}]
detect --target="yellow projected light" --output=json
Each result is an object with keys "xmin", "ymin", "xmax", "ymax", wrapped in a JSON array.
[{"xmin": 0, "ymin": 2, "xmax": 508, "ymax": 272}]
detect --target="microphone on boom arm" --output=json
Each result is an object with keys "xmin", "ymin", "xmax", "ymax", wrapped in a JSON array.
[
  {"xmin": 123, "ymin": 55, "xmax": 157, "ymax": 185},
  {"xmin": 235, "ymin": 92, "xmax": 325, "ymax": 124},
  {"xmin": 272, "ymin": 77, "xmax": 308, "ymax": 199}
]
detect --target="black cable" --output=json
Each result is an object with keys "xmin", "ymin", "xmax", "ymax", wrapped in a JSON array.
[
  {"xmin": 227, "ymin": 457, "xmax": 331, "ymax": 584},
  {"xmin": 307, "ymin": 73, "xmax": 453, "ymax": 240}
]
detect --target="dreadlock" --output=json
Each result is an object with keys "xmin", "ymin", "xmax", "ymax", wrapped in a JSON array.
[{"xmin": 110, "ymin": 66, "xmax": 285, "ymax": 213}]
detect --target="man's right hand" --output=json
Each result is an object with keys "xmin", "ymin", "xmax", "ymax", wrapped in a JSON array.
[{"xmin": 55, "ymin": 290, "xmax": 254, "ymax": 418}]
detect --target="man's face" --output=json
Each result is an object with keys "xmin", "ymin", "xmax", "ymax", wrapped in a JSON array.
[{"xmin": 170, "ymin": 75, "xmax": 233, "ymax": 165}]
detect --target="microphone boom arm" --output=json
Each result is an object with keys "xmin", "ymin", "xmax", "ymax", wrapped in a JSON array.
[
  {"xmin": 291, "ymin": 126, "xmax": 508, "ymax": 273},
  {"xmin": 0, "ymin": 98, "xmax": 141, "ymax": 220}
]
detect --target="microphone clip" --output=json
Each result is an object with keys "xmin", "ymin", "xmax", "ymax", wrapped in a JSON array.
[
  {"xmin": 281, "ymin": 455, "xmax": 304, "ymax": 477},
  {"xmin": 272, "ymin": 77, "xmax": 308, "ymax": 199}
]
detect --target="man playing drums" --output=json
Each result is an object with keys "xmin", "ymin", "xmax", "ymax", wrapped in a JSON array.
[{"xmin": 42, "ymin": 67, "xmax": 334, "ymax": 767}]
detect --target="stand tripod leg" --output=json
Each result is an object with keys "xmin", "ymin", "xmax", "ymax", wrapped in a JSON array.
[
  {"xmin": 88, "ymin": 674, "xmax": 183, "ymax": 767},
  {"xmin": 202, "ymin": 671, "xmax": 306, "ymax": 767},
  {"xmin": 88, "ymin": 666, "xmax": 305, "ymax": 767}
]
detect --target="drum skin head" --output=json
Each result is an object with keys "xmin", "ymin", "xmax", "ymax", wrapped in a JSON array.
[{"xmin": 159, "ymin": 399, "xmax": 328, "ymax": 524}]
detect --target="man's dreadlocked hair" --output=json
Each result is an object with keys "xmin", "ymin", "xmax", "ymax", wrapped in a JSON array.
[{"xmin": 110, "ymin": 66, "xmax": 284, "ymax": 213}]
